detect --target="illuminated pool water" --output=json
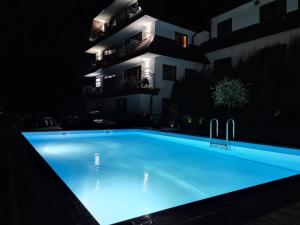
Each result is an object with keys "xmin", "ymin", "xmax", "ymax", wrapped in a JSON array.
[{"xmin": 22, "ymin": 130, "xmax": 300, "ymax": 225}]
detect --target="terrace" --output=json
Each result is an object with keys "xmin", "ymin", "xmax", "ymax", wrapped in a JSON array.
[
  {"xmin": 90, "ymin": 1, "xmax": 143, "ymax": 42},
  {"xmin": 86, "ymin": 35, "xmax": 208, "ymax": 75},
  {"xmin": 200, "ymin": 10, "xmax": 300, "ymax": 53},
  {"xmin": 83, "ymin": 70, "xmax": 159, "ymax": 98}
]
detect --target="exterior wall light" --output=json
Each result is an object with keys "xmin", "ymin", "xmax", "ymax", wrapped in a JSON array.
[{"xmin": 96, "ymin": 76, "xmax": 102, "ymax": 87}]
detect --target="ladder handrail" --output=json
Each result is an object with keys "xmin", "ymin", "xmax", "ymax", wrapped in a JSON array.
[
  {"xmin": 210, "ymin": 118, "xmax": 219, "ymax": 141},
  {"xmin": 226, "ymin": 119, "xmax": 235, "ymax": 146}
]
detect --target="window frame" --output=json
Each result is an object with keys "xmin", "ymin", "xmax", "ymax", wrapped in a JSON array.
[
  {"xmin": 260, "ymin": 0, "xmax": 286, "ymax": 23},
  {"xmin": 185, "ymin": 68, "xmax": 198, "ymax": 80},
  {"xmin": 217, "ymin": 18, "xmax": 232, "ymax": 38},
  {"xmin": 175, "ymin": 32, "xmax": 188, "ymax": 48},
  {"xmin": 163, "ymin": 64, "xmax": 177, "ymax": 81}
]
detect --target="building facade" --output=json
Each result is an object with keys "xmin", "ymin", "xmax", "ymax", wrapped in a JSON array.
[
  {"xmin": 83, "ymin": 0, "xmax": 300, "ymax": 115},
  {"xmin": 83, "ymin": 0, "xmax": 209, "ymax": 115},
  {"xmin": 201, "ymin": 0, "xmax": 300, "ymax": 79}
]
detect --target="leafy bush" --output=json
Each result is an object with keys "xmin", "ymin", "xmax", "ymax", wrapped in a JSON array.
[{"xmin": 212, "ymin": 77, "xmax": 249, "ymax": 108}]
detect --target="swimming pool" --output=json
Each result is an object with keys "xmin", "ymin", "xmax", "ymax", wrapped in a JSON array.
[{"xmin": 22, "ymin": 129, "xmax": 300, "ymax": 225}]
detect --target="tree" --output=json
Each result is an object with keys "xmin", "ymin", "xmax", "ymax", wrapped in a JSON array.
[{"xmin": 212, "ymin": 77, "xmax": 249, "ymax": 117}]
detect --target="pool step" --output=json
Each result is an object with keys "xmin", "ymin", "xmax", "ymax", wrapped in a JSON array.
[{"xmin": 210, "ymin": 142, "xmax": 229, "ymax": 150}]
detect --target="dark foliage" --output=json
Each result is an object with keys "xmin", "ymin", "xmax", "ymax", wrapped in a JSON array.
[
  {"xmin": 233, "ymin": 37, "xmax": 300, "ymax": 128},
  {"xmin": 170, "ymin": 73, "xmax": 212, "ymax": 126}
]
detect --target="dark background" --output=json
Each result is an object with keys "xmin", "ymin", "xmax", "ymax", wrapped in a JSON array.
[{"xmin": 1, "ymin": 0, "xmax": 226, "ymax": 113}]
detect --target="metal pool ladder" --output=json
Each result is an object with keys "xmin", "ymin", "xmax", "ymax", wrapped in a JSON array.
[
  {"xmin": 226, "ymin": 119, "xmax": 236, "ymax": 149},
  {"xmin": 209, "ymin": 118, "xmax": 236, "ymax": 150},
  {"xmin": 209, "ymin": 118, "xmax": 219, "ymax": 147}
]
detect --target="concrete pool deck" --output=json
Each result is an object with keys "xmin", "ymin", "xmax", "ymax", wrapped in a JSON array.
[
  {"xmin": 1, "ymin": 131, "xmax": 98, "ymax": 225},
  {"xmin": 2, "ymin": 130, "xmax": 300, "ymax": 225},
  {"xmin": 159, "ymin": 127, "xmax": 300, "ymax": 148}
]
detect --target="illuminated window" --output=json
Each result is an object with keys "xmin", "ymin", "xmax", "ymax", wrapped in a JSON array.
[
  {"xmin": 175, "ymin": 32, "xmax": 188, "ymax": 48},
  {"xmin": 163, "ymin": 65, "xmax": 177, "ymax": 81},
  {"xmin": 104, "ymin": 49, "xmax": 115, "ymax": 56}
]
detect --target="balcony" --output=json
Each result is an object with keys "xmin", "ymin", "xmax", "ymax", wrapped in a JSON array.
[
  {"xmin": 83, "ymin": 72, "xmax": 159, "ymax": 98},
  {"xmin": 82, "ymin": 86, "xmax": 102, "ymax": 98},
  {"xmin": 90, "ymin": 3, "xmax": 143, "ymax": 41},
  {"xmin": 200, "ymin": 10, "xmax": 300, "ymax": 53},
  {"xmin": 87, "ymin": 35, "xmax": 209, "ymax": 75},
  {"xmin": 98, "ymin": 38, "xmax": 143, "ymax": 66}
]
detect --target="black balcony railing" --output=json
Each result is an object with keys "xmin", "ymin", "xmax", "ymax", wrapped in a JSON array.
[
  {"xmin": 82, "ymin": 86, "xmax": 102, "ymax": 98},
  {"xmin": 86, "ymin": 35, "xmax": 208, "ymax": 75},
  {"xmin": 93, "ymin": 38, "xmax": 143, "ymax": 67},
  {"xmin": 82, "ymin": 72, "xmax": 159, "ymax": 98}
]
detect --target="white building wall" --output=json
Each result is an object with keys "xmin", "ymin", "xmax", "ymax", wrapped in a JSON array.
[
  {"xmin": 287, "ymin": 0, "xmax": 299, "ymax": 12},
  {"xmin": 139, "ymin": 95, "xmax": 152, "ymax": 113},
  {"xmin": 101, "ymin": 55, "xmax": 204, "ymax": 115},
  {"xmin": 211, "ymin": 0, "xmax": 298, "ymax": 39},
  {"xmin": 194, "ymin": 31, "xmax": 210, "ymax": 46},
  {"xmin": 155, "ymin": 20, "xmax": 197, "ymax": 45},
  {"xmin": 205, "ymin": 27, "xmax": 300, "ymax": 72},
  {"xmin": 127, "ymin": 95, "xmax": 142, "ymax": 114},
  {"xmin": 142, "ymin": 20, "xmax": 156, "ymax": 40}
]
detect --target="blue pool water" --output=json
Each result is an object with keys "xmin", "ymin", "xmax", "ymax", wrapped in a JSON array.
[{"xmin": 23, "ymin": 130, "xmax": 300, "ymax": 225}]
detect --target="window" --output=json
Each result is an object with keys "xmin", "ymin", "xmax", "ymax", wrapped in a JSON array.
[
  {"xmin": 163, "ymin": 65, "xmax": 177, "ymax": 81},
  {"xmin": 185, "ymin": 69, "xmax": 198, "ymax": 80},
  {"xmin": 260, "ymin": 0, "xmax": 286, "ymax": 23},
  {"xmin": 104, "ymin": 49, "xmax": 115, "ymax": 56},
  {"xmin": 217, "ymin": 19, "xmax": 232, "ymax": 38},
  {"xmin": 175, "ymin": 32, "xmax": 188, "ymax": 48},
  {"xmin": 214, "ymin": 57, "xmax": 232, "ymax": 80}
]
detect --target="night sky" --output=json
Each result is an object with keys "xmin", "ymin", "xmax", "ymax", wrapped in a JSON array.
[{"xmin": 2, "ymin": 0, "xmax": 226, "ymax": 113}]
